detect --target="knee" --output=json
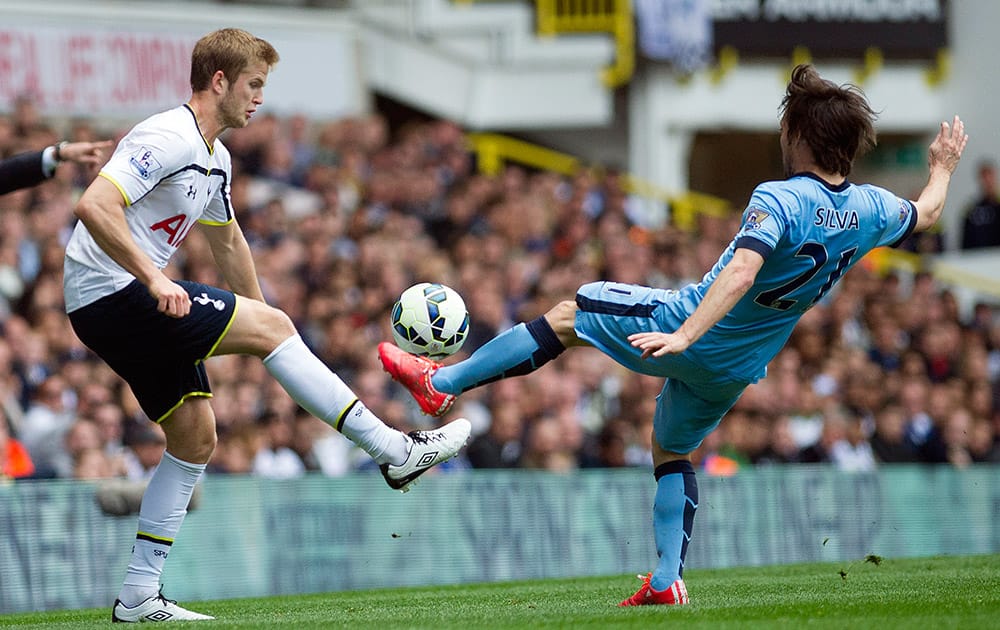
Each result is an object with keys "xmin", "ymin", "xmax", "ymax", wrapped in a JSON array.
[
  {"xmin": 187, "ymin": 431, "xmax": 217, "ymax": 463},
  {"xmin": 258, "ymin": 305, "xmax": 297, "ymax": 350},
  {"xmin": 161, "ymin": 403, "xmax": 218, "ymax": 464}
]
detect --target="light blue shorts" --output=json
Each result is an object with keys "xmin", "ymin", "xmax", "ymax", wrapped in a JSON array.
[{"xmin": 574, "ymin": 281, "xmax": 748, "ymax": 454}]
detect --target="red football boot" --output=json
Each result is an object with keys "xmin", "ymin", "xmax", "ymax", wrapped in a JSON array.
[
  {"xmin": 378, "ymin": 342, "xmax": 455, "ymax": 416},
  {"xmin": 619, "ymin": 573, "xmax": 690, "ymax": 607}
]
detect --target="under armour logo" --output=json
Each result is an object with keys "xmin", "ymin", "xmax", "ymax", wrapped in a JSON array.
[
  {"xmin": 416, "ymin": 451, "xmax": 439, "ymax": 467},
  {"xmin": 193, "ymin": 293, "xmax": 225, "ymax": 311},
  {"xmin": 186, "ymin": 185, "xmax": 196, "ymax": 199}
]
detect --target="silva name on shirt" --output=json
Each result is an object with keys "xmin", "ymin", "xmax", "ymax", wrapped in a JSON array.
[{"xmin": 814, "ymin": 207, "xmax": 859, "ymax": 230}]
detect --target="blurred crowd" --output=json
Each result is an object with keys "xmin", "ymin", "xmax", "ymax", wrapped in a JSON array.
[{"xmin": 1, "ymin": 98, "xmax": 999, "ymax": 485}]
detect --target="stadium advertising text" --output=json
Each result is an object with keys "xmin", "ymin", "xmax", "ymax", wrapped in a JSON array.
[
  {"xmin": 0, "ymin": 27, "xmax": 193, "ymax": 114},
  {"xmin": 710, "ymin": 0, "xmax": 948, "ymax": 58}
]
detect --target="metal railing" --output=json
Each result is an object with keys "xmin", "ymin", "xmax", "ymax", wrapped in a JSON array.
[
  {"xmin": 535, "ymin": 0, "xmax": 634, "ymax": 86},
  {"xmin": 467, "ymin": 132, "xmax": 733, "ymax": 230}
]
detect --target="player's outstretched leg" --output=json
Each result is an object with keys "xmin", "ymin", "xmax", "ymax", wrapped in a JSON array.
[
  {"xmin": 378, "ymin": 342, "xmax": 455, "ymax": 416},
  {"xmin": 620, "ymin": 460, "xmax": 698, "ymax": 607},
  {"xmin": 112, "ymin": 588, "xmax": 214, "ymax": 622},
  {"xmin": 380, "ymin": 418, "xmax": 472, "ymax": 492},
  {"xmin": 379, "ymin": 317, "xmax": 566, "ymax": 416}
]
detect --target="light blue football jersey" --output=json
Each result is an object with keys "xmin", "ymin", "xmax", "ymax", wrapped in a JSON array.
[{"xmin": 670, "ymin": 172, "xmax": 916, "ymax": 382}]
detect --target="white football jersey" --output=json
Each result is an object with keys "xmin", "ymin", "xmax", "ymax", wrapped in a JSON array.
[{"xmin": 64, "ymin": 105, "xmax": 234, "ymax": 312}]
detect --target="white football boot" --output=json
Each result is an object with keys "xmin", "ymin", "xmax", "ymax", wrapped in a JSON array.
[
  {"xmin": 112, "ymin": 589, "xmax": 214, "ymax": 622},
  {"xmin": 380, "ymin": 418, "xmax": 471, "ymax": 492}
]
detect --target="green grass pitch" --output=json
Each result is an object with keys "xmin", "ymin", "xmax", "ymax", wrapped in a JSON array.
[{"xmin": 4, "ymin": 554, "xmax": 999, "ymax": 628}]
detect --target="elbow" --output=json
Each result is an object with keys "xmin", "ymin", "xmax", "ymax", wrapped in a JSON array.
[
  {"xmin": 74, "ymin": 196, "xmax": 99, "ymax": 223},
  {"xmin": 735, "ymin": 271, "xmax": 757, "ymax": 296}
]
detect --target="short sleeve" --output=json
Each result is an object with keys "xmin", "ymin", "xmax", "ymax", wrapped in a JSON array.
[
  {"xmin": 198, "ymin": 143, "xmax": 233, "ymax": 225},
  {"xmin": 200, "ymin": 174, "xmax": 233, "ymax": 225},
  {"xmin": 733, "ymin": 186, "xmax": 787, "ymax": 259},
  {"xmin": 99, "ymin": 124, "xmax": 189, "ymax": 206},
  {"xmin": 879, "ymin": 194, "xmax": 918, "ymax": 248}
]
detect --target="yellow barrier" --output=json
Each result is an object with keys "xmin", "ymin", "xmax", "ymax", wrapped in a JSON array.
[
  {"xmin": 467, "ymin": 133, "xmax": 1000, "ymax": 300},
  {"xmin": 467, "ymin": 132, "xmax": 580, "ymax": 176},
  {"xmin": 467, "ymin": 132, "xmax": 734, "ymax": 230},
  {"xmin": 535, "ymin": 0, "xmax": 634, "ymax": 87}
]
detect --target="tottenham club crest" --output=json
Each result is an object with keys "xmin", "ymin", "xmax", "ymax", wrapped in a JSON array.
[
  {"xmin": 744, "ymin": 207, "xmax": 770, "ymax": 230},
  {"xmin": 129, "ymin": 146, "xmax": 163, "ymax": 180}
]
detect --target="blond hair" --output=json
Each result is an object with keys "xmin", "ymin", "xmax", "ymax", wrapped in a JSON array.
[{"xmin": 190, "ymin": 28, "xmax": 279, "ymax": 92}]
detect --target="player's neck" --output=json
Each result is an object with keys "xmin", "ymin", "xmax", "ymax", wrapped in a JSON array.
[
  {"xmin": 186, "ymin": 97, "xmax": 223, "ymax": 145},
  {"xmin": 801, "ymin": 167, "xmax": 846, "ymax": 187},
  {"xmin": 787, "ymin": 142, "xmax": 847, "ymax": 186},
  {"xmin": 790, "ymin": 156, "xmax": 846, "ymax": 187}
]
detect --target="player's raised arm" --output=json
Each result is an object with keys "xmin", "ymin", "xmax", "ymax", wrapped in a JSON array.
[{"xmin": 913, "ymin": 115, "xmax": 968, "ymax": 232}]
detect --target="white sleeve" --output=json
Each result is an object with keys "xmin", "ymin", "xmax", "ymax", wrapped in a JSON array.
[{"xmin": 99, "ymin": 125, "xmax": 189, "ymax": 206}]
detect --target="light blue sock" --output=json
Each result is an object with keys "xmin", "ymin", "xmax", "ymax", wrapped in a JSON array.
[
  {"xmin": 432, "ymin": 318, "xmax": 564, "ymax": 394},
  {"xmin": 650, "ymin": 460, "xmax": 698, "ymax": 590}
]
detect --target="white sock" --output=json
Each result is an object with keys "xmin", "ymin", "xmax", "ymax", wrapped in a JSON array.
[
  {"xmin": 263, "ymin": 334, "xmax": 408, "ymax": 465},
  {"xmin": 118, "ymin": 452, "xmax": 204, "ymax": 607}
]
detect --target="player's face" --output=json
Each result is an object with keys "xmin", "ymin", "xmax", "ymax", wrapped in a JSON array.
[{"xmin": 220, "ymin": 61, "xmax": 269, "ymax": 129}]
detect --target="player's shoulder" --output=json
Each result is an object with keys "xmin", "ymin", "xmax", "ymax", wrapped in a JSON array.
[
  {"xmin": 750, "ymin": 177, "xmax": 809, "ymax": 199},
  {"xmin": 133, "ymin": 106, "xmax": 187, "ymax": 132},
  {"xmin": 847, "ymin": 181, "xmax": 902, "ymax": 210},
  {"xmin": 130, "ymin": 107, "xmax": 199, "ymax": 147},
  {"xmin": 748, "ymin": 178, "xmax": 803, "ymax": 214}
]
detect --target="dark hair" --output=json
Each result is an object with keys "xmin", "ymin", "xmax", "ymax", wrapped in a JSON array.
[
  {"xmin": 780, "ymin": 64, "xmax": 878, "ymax": 177},
  {"xmin": 190, "ymin": 28, "xmax": 280, "ymax": 92}
]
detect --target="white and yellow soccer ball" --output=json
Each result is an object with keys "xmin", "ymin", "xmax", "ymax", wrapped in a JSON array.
[{"xmin": 390, "ymin": 282, "xmax": 470, "ymax": 358}]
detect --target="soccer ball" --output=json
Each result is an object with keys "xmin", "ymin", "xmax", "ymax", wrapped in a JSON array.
[{"xmin": 390, "ymin": 283, "xmax": 470, "ymax": 358}]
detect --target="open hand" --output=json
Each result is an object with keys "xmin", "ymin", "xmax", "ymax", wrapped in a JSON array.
[
  {"xmin": 628, "ymin": 331, "xmax": 692, "ymax": 359},
  {"xmin": 928, "ymin": 115, "xmax": 968, "ymax": 175}
]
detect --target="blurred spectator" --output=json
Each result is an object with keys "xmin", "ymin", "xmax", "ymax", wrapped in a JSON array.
[
  {"xmin": 208, "ymin": 424, "xmax": 258, "ymax": 475},
  {"xmin": 756, "ymin": 416, "xmax": 808, "ymax": 464},
  {"xmin": 0, "ymin": 107, "xmax": 997, "ymax": 479},
  {"xmin": 122, "ymin": 423, "xmax": 167, "ymax": 481},
  {"xmin": 580, "ymin": 419, "xmax": 632, "ymax": 468},
  {"xmin": 61, "ymin": 418, "xmax": 107, "ymax": 479},
  {"xmin": 942, "ymin": 407, "xmax": 975, "ymax": 468},
  {"xmin": 827, "ymin": 409, "xmax": 877, "ymax": 472},
  {"xmin": 73, "ymin": 447, "xmax": 114, "ymax": 480},
  {"xmin": 799, "ymin": 413, "xmax": 847, "ymax": 464},
  {"xmin": 466, "ymin": 403, "xmax": 524, "ymax": 468},
  {"xmin": 251, "ymin": 412, "xmax": 306, "ymax": 479},
  {"xmin": 969, "ymin": 419, "xmax": 998, "ymax": 462},
  {"xmin": 520, "ymin": 415, "xmax": 576, "ymax": 472},
  {"xmin": 960, "ymin": 159, "xmax": 1000, "ymax": 249},
  {"xmin": 0, "ymin": 408, "xmax": 33, "ymax": 478},
  {"xmin": 869, "ymin": 404, "xmax": 918, "ymax": 463},
  {"xmin": 17, "ymin": 374, "xmax": 73, "ymax": 477}
]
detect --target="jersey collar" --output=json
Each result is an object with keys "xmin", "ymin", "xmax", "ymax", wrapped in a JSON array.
[
  {"xmin": 183, "ymin": 103, "xmax": 214, "ymax": 156},
  {"xmin": 791, "ymin": 171, "xmax": 849, "ymax": 192}
]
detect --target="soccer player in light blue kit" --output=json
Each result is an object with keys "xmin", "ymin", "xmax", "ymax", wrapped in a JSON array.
[{"xmin": 379, "ymin": 65, "xmax": 968, "ymax": 605}]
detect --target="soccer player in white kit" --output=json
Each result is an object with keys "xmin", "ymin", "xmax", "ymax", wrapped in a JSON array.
[{"xmin": 63, "ymin": 28, "xmax": 471, "ymax": 622}]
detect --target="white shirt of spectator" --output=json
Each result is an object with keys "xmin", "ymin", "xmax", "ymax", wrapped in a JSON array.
[{"xmin": 63, "ymin": 104, "xmax": 233, "ymax": 312}]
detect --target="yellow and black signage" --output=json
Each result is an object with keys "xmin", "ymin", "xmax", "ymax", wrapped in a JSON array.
[{"xmin": 712, "ymin": 0, "xmax": 947, "ymax": 59}]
